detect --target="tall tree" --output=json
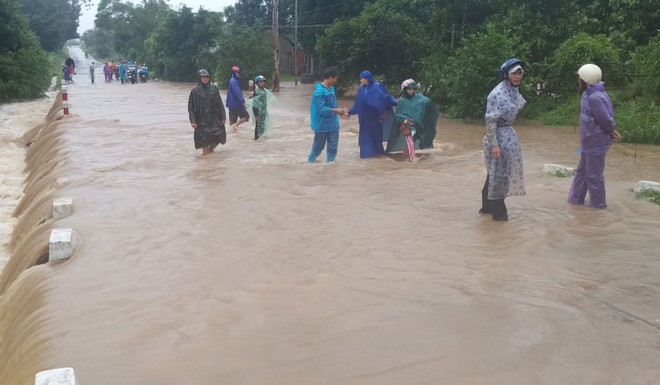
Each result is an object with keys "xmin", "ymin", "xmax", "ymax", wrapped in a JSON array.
[
  {"xmin": 0, "ymin": 0, "xmax": 51, "ymax": 102},
  {"xmin": 18, "ymin": 0, "xmax": 82, "ymax": 51}
]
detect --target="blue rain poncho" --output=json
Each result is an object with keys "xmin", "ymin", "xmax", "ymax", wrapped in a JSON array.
[
  {"xmin": 310, "ymin": 83, "xmax": 339, "ymax": 133},
  {"xmin": 348, "ymin": 70, "xmax": 398, "ymax": 158}
]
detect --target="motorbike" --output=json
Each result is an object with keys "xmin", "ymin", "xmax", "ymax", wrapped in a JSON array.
[
  {"xmin": 128, "ymin": 65, "xmax": 138, "ymax": 84},
  {"xmin": 139, "ymin": 67, "xmax": 149, "ymax": 83}
]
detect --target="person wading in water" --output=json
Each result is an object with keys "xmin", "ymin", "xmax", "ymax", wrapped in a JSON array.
[{"xmin": 188, "ymin": 69, "xmax": 227, "ymax": 156}]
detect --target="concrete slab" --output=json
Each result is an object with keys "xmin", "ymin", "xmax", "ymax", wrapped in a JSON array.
[
  {"xmin": 633, "ymin": 180, "xmax": 660, "ymax": 193},
  {"xmin": 35, "ymin": 368, "xmax": 78, "ymax": 385},
  {"xmin": 49, "ymin": 228, "xmax": 73, "ymax": 261},
  {"xmin": 53, "ymin": 197, "xmax": 73, "ymax": 220},
  {"xmin": 543, "ymin": 163, "xmax": 576, "ymax": 177}
]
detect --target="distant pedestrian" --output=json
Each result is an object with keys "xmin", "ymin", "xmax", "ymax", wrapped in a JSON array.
[
  {"xmin": 89, "ymin": 61, "xmax": 95, "ymax": 84},
  {"xmin": 248, "ymin": 75, "xmax": 277, "ymax": 140},
  {"xmin": 188, "ymin": 69, "xmax": 227, "ymax": 156},
  {"xmin": 62, "ymin": 64, "xmax": 72, "ymax": 84},
  {"xmin": 226, "ymin": 66, "xmax": 249, "ymax": 133},
  {"xmin": 568, "ymin": 64, "xmax": 620, "ymax": 209},
  {"xmin": 103, "ymin": 62, "xmax": 111, "ymax": 82},
  {"xmin": 479, "ymin": 58, "xmax": 527, "ymax": 222},
  {"xmin": 308, "ymin": 67, "xmax": 347, "ymax": 163},
  {"xmin": 119, "ymin": 61, "xmax": 127, "ymax": 84}
]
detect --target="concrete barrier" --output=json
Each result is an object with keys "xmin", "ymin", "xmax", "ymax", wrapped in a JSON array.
[
  {"xmin": 633, "ymin": 180, "xmax": 660, "ymax": 193},
  {"xmin": 35, "ymin": 368, "xmax": 79, "ymax": 385},
  {"xmin": 543, "ymin": 163, "xmax": 576, "ymax": 177},
  {"xmin": 53, "ymin": 197, "xmax": 73, "ymax": 220},
  {"xmin": 49, "ymin": 228, "xmax": 73, "ymax": 261}
]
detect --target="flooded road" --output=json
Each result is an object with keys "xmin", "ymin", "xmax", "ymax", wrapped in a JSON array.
[{"xmin": 1, "ymin": 47, "xmax": 659, "ymax": 384}]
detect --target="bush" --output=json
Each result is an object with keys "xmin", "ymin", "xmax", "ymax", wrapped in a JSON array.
[
  {"xmin": 547, "ymin": 33, "xmax": 621, "ymax": 95},
  {"xmin": 615, "ymin": 97, "xmax": 660, "ymax": 144},
  {"xmin": 632, "ymin": 33, "xmax": 660, "ymax": 100},
  {"xmin": 421, "ymin": 22, "xmax": 530, "ymax": 119}
]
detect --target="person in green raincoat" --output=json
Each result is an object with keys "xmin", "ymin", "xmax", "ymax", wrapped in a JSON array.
[
  {"xmin": 247, "ymin": 75, "xmax": 277, "ymax": 140},
  {"xmin": 386, "ymin": 79, "xmax": 439, "ymax": 162}
]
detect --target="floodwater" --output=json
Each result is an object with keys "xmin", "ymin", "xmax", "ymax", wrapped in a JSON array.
[{"xmin": 1, "ymin": 46, "xmax": 659, "ymax": 385}]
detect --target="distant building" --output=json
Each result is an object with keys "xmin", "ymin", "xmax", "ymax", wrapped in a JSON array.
[{"xmin": 264, "ymin": 31, "xmax": 320, "ymax": 78}]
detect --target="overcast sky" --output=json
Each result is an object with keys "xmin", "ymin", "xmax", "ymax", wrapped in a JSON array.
[{"xmin": 78, "ymin": 0, "xmax": 236, "ymax": 34}]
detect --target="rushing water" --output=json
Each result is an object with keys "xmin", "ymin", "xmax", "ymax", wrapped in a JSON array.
[{"xmin": 1, "ymin": 47, "xmax": 659, "ymax": 384}]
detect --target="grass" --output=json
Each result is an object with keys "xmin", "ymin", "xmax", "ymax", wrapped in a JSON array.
[
  {"xmin": 636, "ymin": 189, "xmax": 660, "ymax": 204},
  {"xmin": 48, "ymin": 49, "xmax": 68, "ymax": 90}
]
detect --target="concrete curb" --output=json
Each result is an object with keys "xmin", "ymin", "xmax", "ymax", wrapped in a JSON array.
[
  {"xmin": 543, "ymin": 164, "xmax": 576, "ymax": 177},
  {"xmin": 53, "ymin": 197, "xmax": 73, "ymax": 220},
  {"xmin": 633, "ymin": 180, "xmax": 660, "ymax": 193},
  {"xmin": 35, "ymin": 368, "xmax": 79, "ymax": 385},
  {"xmin": 49, "ymin": 228, "xmax": 73, "ymax": 261}
]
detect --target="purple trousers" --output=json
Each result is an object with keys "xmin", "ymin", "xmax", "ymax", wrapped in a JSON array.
[{"xmin": 568, "ymin": 151, "xmax": 607, "ymax": 208}]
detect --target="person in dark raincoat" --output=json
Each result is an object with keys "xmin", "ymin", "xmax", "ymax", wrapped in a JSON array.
[
  {"xmin": 386, "ymin": 79, "xmax": 439, "ymax": 163},
  {"xmin": 568, "ymin": 63, "xmax": 620, "ymax": 209},
  {"xmin": 347, "ymin": 70, "xmax": 398, "ymax": 158},
  {"xmin": 188, "ymin": 69, "xmax": 227, "ymax": 156},
  {"xmin": 479, "ymin": 58, "xmax": 527, "ymax": 221}
]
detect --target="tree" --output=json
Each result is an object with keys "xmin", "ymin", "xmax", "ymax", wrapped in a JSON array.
[
  {"xmin": 18, "ymin": 0, "xmax": 82, "ymax": 51},
  {"xmin": 316, "ymin": 0, "xmax": 434, "ymax": 93},
  {"xmin": 146, "ymin": 6, "xmax": 224, "ymax": 82},
  {"xmin": 422, "ymin": 22, "xmax": 530, "ymax": 118},
  {"xmin": 213, "ymin": 22, "xmax": 274, "ymax": 89},
  {"xmin": 0, "ymin": 0, "xmax": 52, "ymax": 102},
  {"xmin": 547, "ymin": 32, "xmax": 621, "ymax": 94}
]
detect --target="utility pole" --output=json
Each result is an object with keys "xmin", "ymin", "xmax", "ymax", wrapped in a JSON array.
[
  {"xmin": 294, "ymin": 0, "xmax": 298, "ymax": 86},
  {"xmin": 272, "ymin": 0, "xmax": 280, "ymax": 92}
]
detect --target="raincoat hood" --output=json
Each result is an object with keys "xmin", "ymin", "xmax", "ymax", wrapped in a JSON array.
[{"xmin": 360, "ymin": 70, "xmax": 374, "ymax": 84}]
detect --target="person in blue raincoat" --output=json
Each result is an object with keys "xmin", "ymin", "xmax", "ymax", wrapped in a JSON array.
[
  {"xmin": 226, "ymin": 65, "xmax": 249, "ymax": 133},
  {"xmin": 308, "ymin": 67, "xmax": 348, "ymax": 163},
  {"xmin": 347, "ymin": 70, "xmax": 398, "ymax": 158},
  {"xmin": 119, "ymin": 61, "xmax": 128, "ymax": 84}
]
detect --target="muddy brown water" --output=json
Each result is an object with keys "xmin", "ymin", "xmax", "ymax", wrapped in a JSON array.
[{"xmin": 0, "ymin": 48, "xmax": 659, "ymax": 384}]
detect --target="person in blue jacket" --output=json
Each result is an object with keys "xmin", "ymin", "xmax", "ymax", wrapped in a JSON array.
[
  {"xmin": 119, "ymin": 61, "xmax": 128, "ymax": 84},
  {"xmin": 347, "ymin": 70, "xmax": 398, "ymax": 158},
  {"xmin": 308, "ymin": 67, "xmax": 348, "ymax": 163},
  {"xmin": 226, "ymin": 65, "xmax": 249, "ymax": 133}
]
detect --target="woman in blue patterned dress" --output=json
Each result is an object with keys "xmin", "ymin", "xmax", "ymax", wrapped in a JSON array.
[{"xmin": 479, "ymin": 58, "xmax": 527, "ymax": 221}]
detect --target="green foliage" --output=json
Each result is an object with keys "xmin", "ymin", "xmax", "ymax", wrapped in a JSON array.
[
  {"xmin": 213, "ymin": 22, "xmax": 274, "ymax": 89},
  {"xmin": 316, "ymin": 0, "xmax": 433, "ymax": 94},
  {"xmin": 18, "ymin": 0, "xmax": 81, "ymax": 51},
  {"xmin": 632, "ymin": 33, "xmax": 660, "ymax": 100},
  {"xmin": 422, "ymin": 22, "xmax": 530, "ymax": 119},
  {"xmin": 84, "ymin": 0, "xmax": 172, "ymax": 63},
  {"xmin": 146, "ymin": 7, "xmax": 224, "ymax": 82},
  {"xmin": 536, "ymin": 95, "xmax": 580, "ymax": 126},
  {"xmin": 547, "ymin": 33, "xmax": 621, "ymax": 95},
  {"xmin": 615, "ymin": 97, "xmax": 660, "ymax": 145},
  {"xmin": 636, "ymin": 190, "xmax": 660, "ymax": 205},
  {"xmin": 0, "ymin": 0, "xmax": 52, "ymax": 102}
]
